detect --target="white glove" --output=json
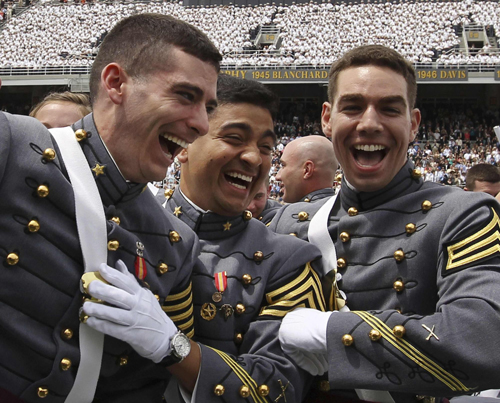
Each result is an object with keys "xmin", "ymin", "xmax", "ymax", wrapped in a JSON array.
[
  {"xmin": 83, "ymin": 260, "xmax": 178, "ymax": 363},
  {"xmin": 279, "ymin": 308, "xmax": 333, "ymax": 376}
]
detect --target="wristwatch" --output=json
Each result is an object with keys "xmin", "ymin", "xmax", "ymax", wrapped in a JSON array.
[{"xmin": 162, "ymin": 331, "xmax": 191, "ymax": 366}]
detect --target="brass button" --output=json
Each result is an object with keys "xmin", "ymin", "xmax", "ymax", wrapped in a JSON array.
[
  {"xmin": 242, "ymin": 210, "xmax": 252, "ymax": 221},
  {"xmin": 319, "ymin": 380, "xmax": 330, "ymax": 391},
  {"xmin": 60, "ymin": 358, "xmax": 71, "ymax": 371},
  {"xmin": 342, "ymin": 334, "xmax": 354, "ymax": 346},
  {"xmin": 395, "ymin": 307, "xmax": 402, "ymax": 314},
  {"xmin": 119, "ymin": 356, "xmax": 128, "ymax": 366},
  {"xmin": 337, "ymin": 258, "xmax": 346, "ymax": 268},
  {"xmin": 28, "ymin": 220, "xmax": 40, "ymax": 233},
  {"xmin": 234, "ymin": 332, "xmax": 243, "ymax": 344},
  {"xmin": 6, "ymin": 252, "xmax": 19, "ymax": 266},
  {"xmin": 107, "ymin": 240, "xmax": 119, "ymax": 251},
  {"xmin": 393, "ymin": 325, "xmax": 406, "ymax": 338},
  {"xmin": 242, "ymin": 274, "xmax": 252, "ymax": 285},
  {"xmin": 43, "ymin": 148, "xmax": 56, "ymax": 161},
  {"xmin": 340, "ymin": 232, "xmax": 350, "ymax": 242},
  {"xmin": 369, "ymin": 329, "xmax": 382, "ymax": 341},
  {"xmin": 304, "ymin": 198, "xmax": 311, "ymax": 202},
  {"xmin": 235, "ymin": 303, "xmax": 246, "ymax": 315},
  {"xmin": 421, "ymin": 200, "xmax": 432, "ymax": 211},
  {"xmin": 111, "ymin": 216, "xmax": 121, "ymax": 225},
  {"xmin": 61, "ymin": 328, "xmax": 73, "ymax": 340},
  {"xmin": 37, "ymin": 386, "xmax": 49, "ymax": 398},
  {"xmin": 393, "ymin": 280, "xmax": 405, "ymax": 292},
  {"xmin": 79, "ymin": 311, "xmax": 89, "ymax": 324},
  {"xmin": 412, "ymin": 169, "xmax": 422, "ymax": 179},
  {"xmin": 348, "ymin": 207, "xmax": 358, "ymax": 216},
  {"xmin": 240, "ymin": 385, "xmax": 250, "ymax": 398},
  {"xmin": 298, "ymin": 211, "xmax": 309, "ymax": 221},
  {"xmin": 289, "ymin": 232, "xmax": 297, "ymax": 237},
  {"xmin": 37, "ymin": 185, "xmax": 49, "ymax": 198},
  {"xmin": 258, "ymin": 384, "xmax": 270, "ymax": 396},
  {"xmin": 405, "ymin": 223, "xmax": 416, "ymax": 234},
  {"xmin": 154, "ymin": 294, "xmax": 160, "ymax": 301},
  {"xmin": 253, "ymin": 251, "xmax": 264, "ymax": 262},
  {"xmin": 75, "ymin": 129, "xmax": 87, "ymax": 141},
  {"xmin": 169, "ymin": 231, "xmax": 181, "ymax": 243},
  {"xmin": 164, "ymin": 188, "xmax": 174, "ymax": 199},
  {"xmin": 214, "ymin": 384, "xmax": 225, "ymax": 396},
  {"xmin": 394, "ymin": 250, "xmax": 405, "ymax": 262},
  {"xmin": 157, "ymin": 263, "xmax": 168, "ymax": 275},
  {"xmin": 335, "ymin": 174, "xmax": 342, "ymax": 182}
]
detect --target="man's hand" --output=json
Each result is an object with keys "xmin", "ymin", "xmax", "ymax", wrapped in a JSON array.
[
  {"xmin": 279, "ymin": 307, "xmax": 333, "ymax": 376},
  {"xmin": 83, "ymin": 260, "xmax": 178, "ymax": 363}
]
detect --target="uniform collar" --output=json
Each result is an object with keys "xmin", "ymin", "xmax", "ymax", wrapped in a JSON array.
[
  {"xmin": 168, "ymin": 187, "xmax": 252, "ymax": 240},
  {"xmin": 339, "ymin": 160, "xmax": 424, "ymax": 211},
  {"xmin": 71, "ymin": 113, "xmax": 147, "ymax": 207},
  {"xmin": 300, "ymin": 187, "xmax": 336, "ymax": 203}
]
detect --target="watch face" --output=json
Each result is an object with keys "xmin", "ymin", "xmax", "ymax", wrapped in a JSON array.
[{"xmin": 173, "ymin": 333, "xmax": 191, "ymax": 358}]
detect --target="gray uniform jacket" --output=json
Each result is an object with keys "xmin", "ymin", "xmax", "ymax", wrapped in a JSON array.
[
  {"xmin": 165, "ymin": 188, "xmax": 326, "ymax": 403},
  {"xmin": 299, "ymin": 187, "xmax": 336, "ymax": 203},
  {"xmin": 270, "ymin": 160, "xmax": 500, "ymax": 402},
  {"xmin": 0, "ymin": 112, "xmax": 198, "ymax": 403},
  {"xmin": 257, "ymin": 198, "xmax": 282, "ymax": 225}
]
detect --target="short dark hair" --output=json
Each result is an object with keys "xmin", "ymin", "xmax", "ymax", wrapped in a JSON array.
[
  {"xmin": 89, "ymin": 13, "xmax": 222, "ymax": 104},
  {"xmin": 216, "ymin": 74, "xmax": 279, "ymax": 120},
  {"xmin": 30, "ymin": 91, "xmax": 91, "ymax": 118},
  {"xmin": 466, "ymin": 164, "xmax": 500, "ymax": 190},
  {"xmin": 328, "ymin": 45, "xmax": 417, "ymax": 109}
]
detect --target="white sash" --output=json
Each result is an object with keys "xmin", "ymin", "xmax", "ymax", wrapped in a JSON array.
[
  {"xmin": 50, "ymin": 127, "xmax": 106, "ymax": 403},
  {"xmin": 308, "ymin": 195, "xmax": 396, "ymax": 403}
]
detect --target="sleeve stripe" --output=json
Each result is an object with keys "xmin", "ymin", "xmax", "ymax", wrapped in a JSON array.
[
  {"xmin": 353, "ymin": 311, "xmax": 471, "ymax": 392},
  {"xmin": 207, "ymin": 347, "xmax": 267, "ymax": 403},
  {"xmin": 163, "ymin": 282, "xmax": 194, "ymax": 337},
  {"xmin": 163, "ymin": 292, "xmax": 193, "ymax": 312},
  {"xmin": 165, "ymin": 281, "xmax": 192, "ymax": 302}
]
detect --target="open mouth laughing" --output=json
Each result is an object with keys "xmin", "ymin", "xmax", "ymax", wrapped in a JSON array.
[
  {"xmin": 160, "ymin": 133, "xmax": 189, "ymax": 160},
  {"xmin": 352, "ymin": 144, "xmax": 387, "ymax": 167},
  {"xmin": 225, "ymin": 171, "xmax": 254, "ymax": 190}
]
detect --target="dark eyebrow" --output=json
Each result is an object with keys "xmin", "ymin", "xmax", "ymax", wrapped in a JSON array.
[
  {"xmin": 172, "ymin": 82, "xmax": 218, "ymax": 109},
  {"xmin": 219, "ymin": 122, "xmax": 277, "ymax": 145},
  {"xmin": 338, "ymin": 94, "xmax": 407, "ymax": 108}
]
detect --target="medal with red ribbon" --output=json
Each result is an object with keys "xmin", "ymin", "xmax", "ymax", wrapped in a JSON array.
[
  {"xmin": 212, "ymin": 271, "xmax": 227, "ymax": 302},
  {"xmin": 135, "ymin": 241, "xmax": 147, "ymax": 280}
]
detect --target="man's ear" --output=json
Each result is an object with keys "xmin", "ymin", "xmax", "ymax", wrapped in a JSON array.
[
  {"xmin": 304, "ymin": 160, "xmax": 314, "ymax": 179},
  {"xmin": 177, "ymin": 147, "xmax": 189, "ymax": 163},
  {"xmin": 101, "ymin": 63, "xmax": 128, "ymax": 105},
  {"xmin": 321, "ymin": 102, "xmax": 332, "ymax": 138}
]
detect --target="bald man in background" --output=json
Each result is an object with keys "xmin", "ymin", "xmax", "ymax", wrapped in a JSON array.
[{"xmin": 276, "ymin": 135, "xmax": 338, "ymax": 203}]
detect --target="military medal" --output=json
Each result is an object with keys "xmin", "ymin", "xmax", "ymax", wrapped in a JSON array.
[
  {"xmin": 220, "ymin": 304, "xmax": 234, "ymax": 320},
  {"xmin": 201, "ymin": 302, "xmax": 217, "ymax": 321},
  {"xmin": 135, "ymin": 241, "xmax": 147, "ymax": 280},
  {"xmin": 213, "ymin": 271, "xmax": 227, "ymax": 302}
]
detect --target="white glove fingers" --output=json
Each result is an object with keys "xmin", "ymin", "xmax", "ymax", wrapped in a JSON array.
[
  {"xmin": 98, "ymin": 263, "xmax": 139, "ymax": 295},
  {"xmin": 86, "ymin": 315, "xmax": 128, "ymax": 340},
  {"xmin": 88, "ymin": 280, "xmax": 135, "ymax": 310},
  {"xmin": 83, "ymin": 301, "xmax": 133, "ymax": 326}
]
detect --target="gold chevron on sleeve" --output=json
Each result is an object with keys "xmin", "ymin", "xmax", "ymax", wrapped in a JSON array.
[
  {"xmin": 164, "ymin": 281, "xmax": 192, "ymax": 302},
  {"xmin": 259, "ymin": 263, "xmax": 326, "ymax": 318},
  {"xmin": 208, "ymin": 347, "xmax": 267, "ymax": 403},
  {"xmin": 162, "ymin": 282, "xmax": 194, "ymax": 337},
  {"xmin": 353, "ymin": 311, "xmax": 471, "ymax": 393},
  {"xmin": 446, "ymin": 208, "xmax": 500, "ymax": 271}
]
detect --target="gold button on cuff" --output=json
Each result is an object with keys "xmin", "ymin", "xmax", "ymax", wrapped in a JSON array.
[
  {"xmin": 107, "ymin": 240, "xmax": 119, "ymax": 251},
  {"xmin": 119, "ymin": 356, "xmax": 128, "ymax": 366},
  {"xmin": 319, "ymin": 380, "xmax": 330, "ymax": 392},
  {"xmin": 394, "ymin": 250, "xmax": 405, "ymax": 262},
  {"xmin": 304, "ymin": 198, "xmax": 311, "ymax": 203},
  {"xmin": 342, "ymin": 334, "xmax": 354, "ymax": 346},
  {"xmin": 393, "ymin": 325, "xmax": 406, "ymax": 338},
  {"xmin": 235, "ymin": 332, "xmax": 243, "ymax": 344},
  {"xmin": 60, "ymin": 358, "xmax": 71, "ymax": 371},
  {"xmin": 157, "ymin": 263, "xmax": 168, "ymax": 275},
  {"xmin": 340, "ymin": 232, "xmax": 350, "ymax": 242},
  {"xmin": 421, "ymin": 200, "xmax": 432, "ymax": 211},
  {"xmin": 337, "ymin": 258, "xmax": 346, "ymax": 268},
  {"xmin": 61, "ymin": 328, "xmax": 73, "ymax": 340},
  {"xmin": 242, "ymin": 274, "xmax": 252, "ymax": 285},
  {"xmin": 369, "ymin": 329, "xmax": 382, "ymax": 341},
  {"xmin": 37, "ymin": 387, "xmax": 49, "ymax": 398},
  {"xmin": 298, "ymin": 211, "xmax": 309, "ymax": 221},
  {"xmin": 393, "ymin": 280, "xmax": 405, "ymax": 292},
  {"xmin": 169, "ymin": 231, "xmax": 181, "ymax": 243},
  {"xmin": 111, "ymin": 216, "xmax": 121, "ymax": 225},
  {"xmin": 348, "ymin": 207, "xmax": 358, "ymax": 216},
  {"xmin": 253, "ymin": 251, "xmax": 264, "ymax": 262},
  {"xmin": 405, "ymin": 223, "xmax": 416, "ymax": 234},
  {"xmin": 79, "ymin": 313, "xmax": 89, "ymax": 324},
  {"xmin": 37, "ymin": 185, "xmax": 49, "ymax": 198},
  {"xmin": 258, "ymin": 385, "xmax": 270, "ymax": 396},
  {"xmin": 235, "ymin": 303, "xmax": 246, "ymax": 315},
  {"xmin": 28, "ymin": 220, "xmax": 40, "ymax": 233},
  {"xmin": 214, "ymin": 384, "xmax": 225, "ymax": 396},
  {"xmin": 243, "ymin": 210, "xmax": 252, "ymax": 221},
  {"xmin": 75, "ymin": 129, "xmax": 87, "ymax": 141},
  {"xmin": 43, "ymin": 148, "xmax": 56, "ymax": 161},
  {"xmin": 164, "ymin": 188, "xmax": 174, "ymax": 199},
  {"xmin": 412, "ymin": 169, "xmax": 422, "ymax": 179},
  {"xmin": 6, "ymin": 252, "xmax": 19, "ymax": 266},
  {"xmin": 239, "ymin": 385, "xmax": 250, "ymax": 398}
]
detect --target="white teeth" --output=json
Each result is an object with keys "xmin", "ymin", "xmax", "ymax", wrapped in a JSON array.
[
  {"xmin": 354, "ymin": 144, "xmax": 386, "ymax": 152},
  {"xmin": 161, "ymin": 133, "xmax": 189, "ymax": 149},
  {"xmin": 226, "ymin": 172, "xmax": 253, "ymax": 183},
  {"xmin": 229, "ymin": 182, "xmax": 247, "ymax": 190}
]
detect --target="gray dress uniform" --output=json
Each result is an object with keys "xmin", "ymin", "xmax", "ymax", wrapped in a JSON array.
[
  {"xmin": 299, "ymin": 187, "xmax": 336, "ymax": 204},
  {"xmin": 257, "ymin": 198, "xmax": 282, "ymax": 225},
  {"xmin": 165, "ymin": 188, "xmax": 326, "ymax": 403},
  {"xmin": 0, "ymin": 112, "xmax": 198, "ymax": 403},
  {"xmin": 270, "ymin": 160, "xmax": 500, "ymax": 402}
]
